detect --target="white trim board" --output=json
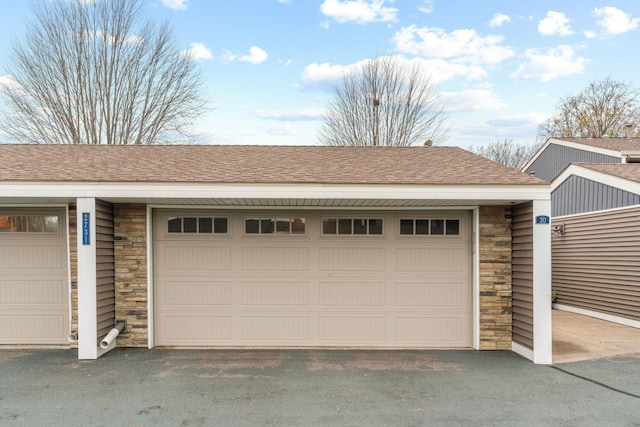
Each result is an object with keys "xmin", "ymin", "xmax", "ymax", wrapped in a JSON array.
[{"xmin": 0, "ymin": 182, "xmax": 550, "ymax": 202}]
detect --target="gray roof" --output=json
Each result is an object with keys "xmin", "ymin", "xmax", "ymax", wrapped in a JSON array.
[{"xmin": 0, "ymin": 144, "xmax": 546, "ymax": 186}]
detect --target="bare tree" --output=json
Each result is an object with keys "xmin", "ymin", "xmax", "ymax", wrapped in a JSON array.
[
  {"xmin": 537, "ymin": 77, "xmax": 640, "ymax": 141},
  {"xmin": 469, "ymin": 139, "xmax": 542, "ymax": 169},
  {"xmin": 0, "ymin": 0, "xmax": 207, "ymax": 144},
  {"xmin": 318, "ymin": 56, "xmax": 447, "ymax": 146}
]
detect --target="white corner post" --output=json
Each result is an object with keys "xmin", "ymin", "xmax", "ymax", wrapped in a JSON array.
[
  {"xmin": 532, "ymin": 199, "xmax": 552, "ymax": 364},
  {"xmin": 77, "ymin": 197, "xmax": 98, "ymax": 360}
]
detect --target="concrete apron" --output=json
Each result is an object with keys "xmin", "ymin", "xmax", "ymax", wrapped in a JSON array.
[{"xmin": 553, "ymin": 309, "xmax": 640, "ymax": 363}]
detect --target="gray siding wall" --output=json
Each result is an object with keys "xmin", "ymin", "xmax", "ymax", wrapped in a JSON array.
[
  {"xmin": 552, "ymin": 175, "xmax": 640, "ymax": 217},
  {"xmin": 525, "ymin": 144, "xmax": 619, "ymax": 182},
  {"xmin": 552, "ymin": 206, "xmax": 640, "ymax": 322},
  {"xmin": 511, "ymin": 202, "xmax": 534, "ymax": 350},
  {"xmin": 95, "ymin": 200, "xmax": 115, "ymax": 343}
]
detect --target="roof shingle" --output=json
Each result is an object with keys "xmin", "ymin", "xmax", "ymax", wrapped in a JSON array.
[
  {"xmin": 577, "ymin": 163, "xmax": 640, "ymax": 184},
  {"xmin": 0, "ymin": 144, "xmax": 546, "ymax": 186}
]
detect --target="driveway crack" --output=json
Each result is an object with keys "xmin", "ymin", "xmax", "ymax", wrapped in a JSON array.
[{"xmin": 550, "ymin": 365, "xmax": 640, "ymax": 399}]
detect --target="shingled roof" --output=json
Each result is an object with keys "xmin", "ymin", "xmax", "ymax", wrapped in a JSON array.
[
  {"xmin": 577, "ymin": 163, "xmax": 640, "ymax": 185},
  {"xmin": 0, "ymin": 144, "xmax": 546, "ymax": 186}
]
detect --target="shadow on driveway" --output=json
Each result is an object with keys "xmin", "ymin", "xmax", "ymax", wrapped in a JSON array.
[{"xmin": 1, "ymin": 348, "xmax": 640, "ymax": 426}]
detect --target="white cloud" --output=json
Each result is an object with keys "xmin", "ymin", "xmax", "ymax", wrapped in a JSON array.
[
  {"xmin": 584, "ymin": 30, "xmax": 597, "ymax": 39},
  {"xmin": 300, "ymin": 55, "xmax": 487, "ymax": 91},
  {"xmin": 300, "ymin": 62, "xmax": 347, "ymax": 89},
  {"xmin": 225, "ymin": 46, "xmax": 268, "ymax": 65},
  {"xmin": 182, "ymin": 42, "xmax": 213, "ymax": 61},
  {"xmin": 418, "ymin": 0, "xmax": 434, "ymax": 14},
  {"xmin": 538, "ymin": 11, "xmax": 573, "ymax": 36},
  {"xmin": 263, "ymin": 124, "xmax": 297, "ymax": 136},
  {"xmin": 510, "ymin": 45, "xmax": 588, "ymax": 82},
  {"xmin": 161, "ymin": 0, "xmax": 188, "ymax": 10},
  {"xmin": 440, "ymin": 89, "xmax": 507, "ymax": 112},
  {"xmin": 320, "ymin": 0, "xmax": 398, "ymax": 24},
  {"xmin": 239, "ymin": 46, "xmax": 268, "ymax": 64},
  {"xmin": 490, "ymin": 13, "xmax": 511, "ymax": 28},
  {"xmin": 0, "ymin": 74, "xmax": 21, "ymax": 91},
  {"xmin": 393, "ymin": 26, "xmax": 515, "ymax": 66},
  {"xmin": 593, "ymin": 7, "xmax": 640, "ymax": 35},
  {"xmin": 255, "ymin": 108, "xmax": 325, "ymax": 121},
  {"xmin": 486, "ymin": 113, "xmax": 550, "ymax": 130}
]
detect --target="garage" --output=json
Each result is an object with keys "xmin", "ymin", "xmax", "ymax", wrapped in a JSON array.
[
  {"xmin": 153, "ymin": 209, "xmax": 472, "ymax": 348},
  {"xmin": 0, "ymin": 208, "xmax": 69, "ymax": 344}
]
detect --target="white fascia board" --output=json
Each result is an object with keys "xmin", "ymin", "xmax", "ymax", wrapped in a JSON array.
[
  {"xmin": 0, "ymin": 182, "xmax": 550, "ymax": 202},
  {"xmin": 551, "ymin": 164, "xmax": 640, "ymax": 194}
]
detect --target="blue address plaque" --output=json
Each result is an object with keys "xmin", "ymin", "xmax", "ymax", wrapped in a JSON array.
[
  {"xmin": 535, "ymin": 215, "xmax": 550, "ymax": 225},
  {"xmin": 82, "ymin": 212, "xmax": 91, "ymax": 245}
]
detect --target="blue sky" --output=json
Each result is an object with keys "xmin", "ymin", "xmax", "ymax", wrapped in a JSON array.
[{"xmin": 1, "ymin": 0, "xmax": 640, "ymax": 149}]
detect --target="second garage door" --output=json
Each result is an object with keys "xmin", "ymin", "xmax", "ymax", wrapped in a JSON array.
[
  {"xmin": 0, "ymin": 209, "xmax": 69, "ymax": 344},
  {"xmin": 154, "ymin": 210, "xmax": 472, "ymax": 348}
]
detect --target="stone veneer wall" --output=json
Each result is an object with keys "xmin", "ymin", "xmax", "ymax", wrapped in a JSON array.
[
  {"xmin": 478, "ymin": 206, "xmax": 513, "ymax": 350},
  {"xmin": 114, "ymin": 204, "xmax": 148, "ymax": 347}
]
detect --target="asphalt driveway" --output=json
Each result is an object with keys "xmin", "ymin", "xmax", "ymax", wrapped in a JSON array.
[{"xmin": 1, "ymin": 348, "xmax": 639, "ymax": 426}]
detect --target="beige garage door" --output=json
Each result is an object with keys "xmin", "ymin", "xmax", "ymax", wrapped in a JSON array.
[
  {"xmin": 0, "ymin": 209, "xmax": 69, "ymax": 344},
  {"xmin": 154, "ymin": 210, "xmax": 471, "ymax": 348}
]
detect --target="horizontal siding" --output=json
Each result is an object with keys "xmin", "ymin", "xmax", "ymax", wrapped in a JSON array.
[
  {"xmin": 552, "ymin": 175, "xmax": 640, "ymax": 216},
  {"xmin": 552, "ymin": 205, "xmax": 640, "ymax": 321},
  {"xmin": 95, "ymin": 200, "xmax": 115, "ymax": 343},
  {"xmin": 525, "ymin": 143, "xmax": 619, "ymax": 182},
  {"xmin": 511, "ymin": 202, "xmax": 534, "ymax": 349}
]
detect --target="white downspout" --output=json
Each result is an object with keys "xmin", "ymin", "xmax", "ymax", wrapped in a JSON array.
[{"xmin": 100, "ymin": 322, "xmax": 126, "ymax": 350}]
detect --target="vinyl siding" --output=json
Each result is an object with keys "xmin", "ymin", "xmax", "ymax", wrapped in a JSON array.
[
  {"xmin": 525, "ymin": 144, "xmax": 619, "ymax": 182},
  {"xmin": 95, "ymin": 200, "xmax": 115, "ymax": 343},
  {"xmin": 552, "ymin": 175, "xmax": 640, "ymax": 216},
  {"xmin": 511, "ymin": 202, "xmax": 534, "ymax": 349},
  {"xmin": 552, "ymin": 205, "xmax": 640, "ymax": 322}
]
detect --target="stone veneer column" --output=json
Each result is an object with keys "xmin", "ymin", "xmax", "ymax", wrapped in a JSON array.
[
  {"xmin": 114, "ymin": 204, "xmax": 148, "ymax": 347},
  {"xmin": 478, "ymin": 206, "xmax": 512, "ymax": 350}
]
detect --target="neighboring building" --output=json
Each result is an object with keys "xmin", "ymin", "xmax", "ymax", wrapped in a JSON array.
[
  {"xmin": 1, "ymin": 144, "xmax": 552, "ymax": 363},
  {"xmin": 523, "ymin": 137, "xmax": 640, "ymax": 328}
]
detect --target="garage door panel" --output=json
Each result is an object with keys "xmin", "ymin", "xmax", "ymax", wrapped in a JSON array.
[
  {"xmin": 319, "ymin": 247, "xmax": 386, "ymax": 271},
  {"xmin": 396, "ymin": 316, "xmax": 470, "ymax": 342},
  {"xmin": 242, "ymin": 316, "xmax": 309, "ymax": 340},
  {"xmin": 396, "ymin": 247, "xmax": 467, "ymax": 272},
  {"xmin": 396, "ymin": 280, "xmax": 468, "ymax": 307},
  {"xmin": 0, "ymin": 313, "xmax": 67, "ymax": 343},
  {"xmin": 241, "ymin": 281, "xmax": 309, "ymax": 305},
  {"xmin": 241, "ymin": 247, "xmax": 308, "ymax": 271},
  {"xmin": 0, "ymin": 279, "xmax": 66, "ymax": 305},
  {"xmin": 318, "ymin": 317, "xmax": 386, "ymax": 341},
  {"xmin": 157, "ymin": 314, "xmax": 232, "ymax": 343},
  {"xmin": 160, "ymin": 245, "xmax": 231, "ymax": 270},
  {"xmin": 318, "ymin": 282, "xmax": 386, "ymax": 306},
  {"xmin": 0, "ymin": 244, "xmax": 65, "ymax": 271},
  {"xmin": 158, "ymin": 280, "xmax": 231, "ymax": 306}
]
